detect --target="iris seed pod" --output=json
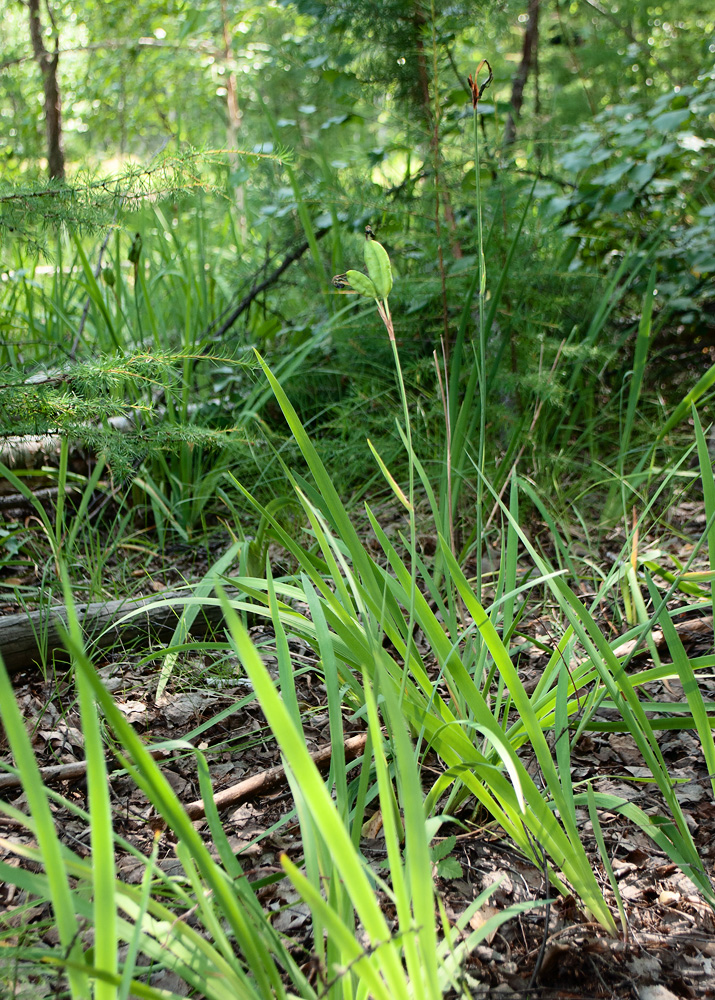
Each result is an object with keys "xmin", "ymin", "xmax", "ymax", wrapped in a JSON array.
[
  {"xmin": 346, "ymin": 269, "xmax": 379, "ymax": 299},
  {"xmin": 363, "ymin": 238, "xmax": 393, "ymax": 299}
]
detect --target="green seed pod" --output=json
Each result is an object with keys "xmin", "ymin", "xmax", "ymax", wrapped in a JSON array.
[
  {"xmin": 128, "ymin": 232, "xmax": 142, "ymax": 265},
  {"xmin": 363, "ymin": 238, "xmax": 392, "ymax": 299},
  {"xmin": 102, "ymin": 266, "xmax": 115, "ymax": 287},
  {"xmin": 346, "ymin": 269, "xmax": 378, "ymax": 299}
]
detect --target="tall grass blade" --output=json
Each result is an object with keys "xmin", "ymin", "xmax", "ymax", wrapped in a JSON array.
[
  {"xmin": 0, "ymin": 654, "xmax": 89, "ymax": 998},
  {"xmin": 693, "ymin": 405, "xmax": 715, "ymax": 623}
]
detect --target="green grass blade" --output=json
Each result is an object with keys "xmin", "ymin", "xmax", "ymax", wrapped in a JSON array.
[
  {"xmin": 586, "ymin": 784, "xmax": 628, "ymax": 938},
  {"xmin": 653, "ymin": 361, "xmax": 715, "ymax": 450},
  {"xmin": 645, "ymin": 572, "xmax": 715, "ymax": 799},
  {"xmin": 63, "ymin": 577, "xmax": 118, "ymax": 1000},
  {"xmin": 281, "ymin": 857, "xmax": 393, "ymax": 1000},
  {"xmin": 217, "ymin": 589, "xmax": 413, "ymax": 995},
  {"xmin": 155, "ymin": 538, "xmax": 243, "ymax": 699},
  {"xmin": 62, "ymin": 635, "xmax": 288, "ymax": 999},
  {"xmin": 0, "ymin": 654, "xmax": 89, "ymax": 997},
  {"xmin": 693, "ymin": 405, "xmax": 715, "ymax": 623},
  {"xmin": 301, "ymin": 575, "xmax": 349, "ymax": 817},
  {"xmin": 620, "ymin": 266, "xmax": 656, "ymax": 476},
  {"xmin": 73, "ymin": 233, "xmax": 121, "ymax": 351}
]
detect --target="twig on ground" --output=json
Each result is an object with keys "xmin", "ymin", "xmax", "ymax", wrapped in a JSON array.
[
  {"xmin": 0, "ymin": 734, "xmax": 369, "ymax": 813},
  {"xmin": 183, "ymin": 732, "xmax": 369, "ymax": 820}
]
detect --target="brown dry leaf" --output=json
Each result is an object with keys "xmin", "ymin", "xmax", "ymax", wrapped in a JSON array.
[
  {"xmin": 228, "ymin": 802, "xmax": 270, "ymax": 856},
  {"xmin": 362, "ymin": 810, "xmax": 383, "ymax": 839},
  {"xmin": 468, "ymin": 904, "xmax": 500, "ymax": 944},
  {"xmin": 609, "ymin": 733, "xmax": 643, "ymax": 766},
  {"xmin": 627, "ymin": 954, "xmax": 662, "ymax": 980},
  {"xmin": 223, "ymin": 833, "xmax": 262, "ymax": 858},
  {"xmin": 658, "ymin": 890, "xmax": 680, "ymax": 906},
  {"xmin": 538, "ymin": 941, "xmax": 570, "ymax": 979},
  {"xmin": 116, "ymin": 856, "xmax": 150, "ymax": 884},
  {"xmin": 231, "ymin": 803, "xmax": 260, "ymax": 828},
  {"xmin": 678, "ymin": 615, "xmax": 713, "ymax": 638},
  {"xmin": 621, "ymin": 882, "xmax": 646, "ymax": 901},
  {"xmin": 38, "ymin": 726, "xmax": 84, "ymax": 753},
  {"xmin": 161, "ymin": 768, "xmax": 191, "ymax": 797},
  {"xmin": 158, "ymin": 692, "xmax": 216, "ymax": 725},
  {"xmin": 272, "ymin": 901, "xmax": 311, "ymax": 934},
  {"xmin": 115, "ymin": 699, "xmax": 147, "ymax": 725},
  {"xmin": 638, "ymin": 986, "xmax": 680, "ymax": 1000},
  {"xmin": 612, "ymin": 858, "xmax": 637, "ymax": 877}
]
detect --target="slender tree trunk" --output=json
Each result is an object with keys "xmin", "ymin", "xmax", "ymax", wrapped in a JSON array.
[
  {"xmin": 27, "ymin": 0, "xmax": 65, "ymax": 179},
  {"xmin": 503, "ymin": 0, "xmax": 541, "ymax": 148},
  {"xmin": 411, "ymin": 1, "xmax": 463, "ymax": 357},
  {"xmin": 413, "ymin": 6, "xmax": 463, "ymax": 259},
  {"xmin": 221, "ymin": 0, "xmax": 247, "ymax": 242}
]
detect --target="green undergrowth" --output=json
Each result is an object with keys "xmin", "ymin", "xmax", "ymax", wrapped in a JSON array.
[
  {"xmin": 2, "ymin": 233, "xmax": 715, "ymax": 999},
  {"xmin": 2, "ymin": 65, "xmax": 715, "ymax": 994}
]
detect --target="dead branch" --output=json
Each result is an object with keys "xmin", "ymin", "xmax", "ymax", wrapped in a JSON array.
[{"xmin": 183, "ymin": 732, "xmax": 369, "ymax": 820}]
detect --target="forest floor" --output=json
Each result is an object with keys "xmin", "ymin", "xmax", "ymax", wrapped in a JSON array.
[{"xmin": 1, "ymin": 500, "xmax": 715, "ymax": 999}]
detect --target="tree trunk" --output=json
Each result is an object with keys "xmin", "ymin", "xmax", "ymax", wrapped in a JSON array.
[
  {"xmin": 221, "ymin": 0, "xmax": 247, "ymax": 242},
  {"xmin": 27, "ymin": 0, "xmax": 65, "ymax": 179},
  {"xmin": 503, "ymin": 0, "xmax": 541, "ymax": 148}
]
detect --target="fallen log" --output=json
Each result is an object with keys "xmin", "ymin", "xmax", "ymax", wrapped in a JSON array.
[
  {"xmin": 0, "ymin": 485, "xmax": 80, "ymax": 513},
  {"xmin": 0, "ymin": 590, "xmax": 232, "ymax": 675},
  {"xmin": 0, "ymin": 747, "xmax": 175, "ymax": 792}
]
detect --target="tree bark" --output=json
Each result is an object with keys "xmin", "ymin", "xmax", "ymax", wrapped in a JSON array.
[
  {"xmin": 503, "ymin": 0, "xmax": 541, "ymax": 148},
  {"xmin": 27, "ymin": 0, "xmax": 65, "ymax": 179}
]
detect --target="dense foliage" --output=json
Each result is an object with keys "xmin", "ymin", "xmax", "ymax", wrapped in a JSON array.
[
  {"xmin": 1, "ymin": 0, "xmax": 711, "ymax": 502},
  {"xmin": 1, "ymin": 2, "xmax": 715, "ymax": 997}
]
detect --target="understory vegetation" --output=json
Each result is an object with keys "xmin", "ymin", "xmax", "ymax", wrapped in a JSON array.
[{"xmin": 1, "ymin": 0, "xmax": 714, "ymax": 997}]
